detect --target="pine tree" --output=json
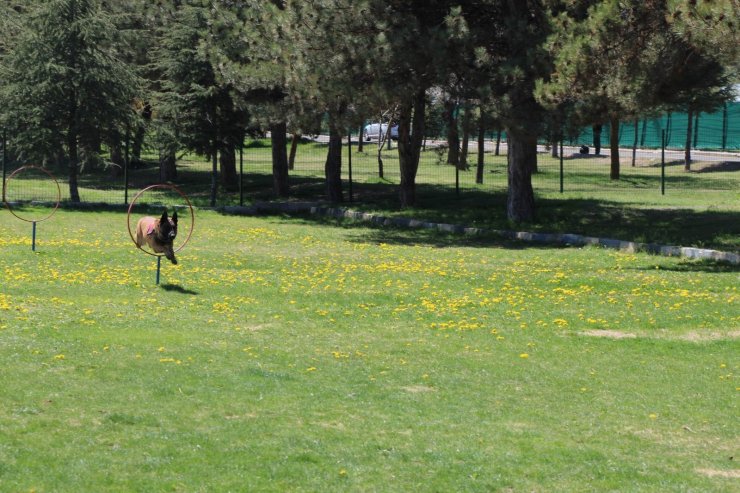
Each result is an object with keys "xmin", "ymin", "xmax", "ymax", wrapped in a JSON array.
[
  {"xmin": 538, "ymin": 0, "xmax": 736, "ymax": 180},
  {"xmin": 281, "ymin": 0, "xmax": 377, "ymax": 203},
  {"xmin": 465, "ymin": 1, "xmax": 552, "ymax": 222},
  {"xmin": 155, "ymin": 1, "xmax": 247, "ymax": 206},
  {"xmin": 208, "ymin": 0, "xmax": 292, "ymax": 198},
  {"xmin": 365, "ymin": 1, "xmax": 463, "ymax": 207},
  {"xmin": 1, "ymin": 0, "xmax": 138, "ymax": 202}
]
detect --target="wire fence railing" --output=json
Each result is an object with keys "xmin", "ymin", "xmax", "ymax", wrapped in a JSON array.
[{"xmin": 1, "ymin": 118, "xmax": 739, "ymax": 209}]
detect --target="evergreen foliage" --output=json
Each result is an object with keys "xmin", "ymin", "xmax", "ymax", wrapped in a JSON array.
[
  {"xmin": 0, "ymin": 0, "xmax": 138, "ymax": 201},
  {"xmin": 154, "ymin": 1, "xmax": 248, "ymax": 205},
  {"xmin": 0, "ymin": 0, "xmax": 736, "ymax": 217}
]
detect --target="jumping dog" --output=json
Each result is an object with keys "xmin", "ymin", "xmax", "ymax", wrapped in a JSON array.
[{"xmin": 135, "ymin": 209, "xmax": 178, "ymax": 264}]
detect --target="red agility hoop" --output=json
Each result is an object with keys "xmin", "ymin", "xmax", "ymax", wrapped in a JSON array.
[
  {"xmin": 127, "ymin": 184, "xmax": 195, "ymax": 257},
  {"xmin": 3, "ymin": 165, "xmax": 61, "ymax": 223}
]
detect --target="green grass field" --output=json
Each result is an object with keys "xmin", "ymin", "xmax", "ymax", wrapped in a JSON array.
[
  {"xmin": 1, "ymin": 208, "xmax": 738, "ymax": 491},
  {"xmin": 6, "ymin": 139, "xmax": 738, "ymax": 252}
]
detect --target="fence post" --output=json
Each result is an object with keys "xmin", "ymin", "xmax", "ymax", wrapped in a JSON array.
[
  {"xmin": 455, "ymin": 164, "xmax": 460, "ymax": 198},
  {"xmin": 347, "ymin": 131, "xmax": 353, "ymax": 203},
  {"xmin": 1, "ymin": 129, "xmax": 6, "ymax": 202},
  {"xmin": 661, "ymin": 129, "xmax": 666, "ymax": 196},
  {"xmin": 239, "ymin": 143, "xmax": 244, "ymax": 206},
  {"xmin": 559, "ymin": 139, "xmax": 564, "ymax": 193},
  {"xmin": 722, "ymin": 102, "xmax": 728, "ymax": 151},
  {"xmin": 123, "ymin": 126, "xmax": 129, "ymax": 205},
  {"xmin": 632, "ymin": 119, "xmax": 638, "ymax": 167}
]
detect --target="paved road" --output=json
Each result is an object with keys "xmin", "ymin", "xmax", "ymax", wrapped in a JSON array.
[{"xmin": 313, "ymin": 134, "xmax": 740, "ymax": 163}]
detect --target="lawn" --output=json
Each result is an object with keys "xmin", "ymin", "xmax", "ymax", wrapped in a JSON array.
[
  {"xmin": 0, "ymin": 207, "xmax": 738, "ymax": 491},
  {"xmin": 4, "ymin": 139, "xmax": 739, "ymax": 252}
]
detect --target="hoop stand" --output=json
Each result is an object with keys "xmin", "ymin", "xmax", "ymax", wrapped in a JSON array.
[
  {"xmin": 4, "ymin": 166, "xmax": 61, "ymax": 253},
  {"xmin": 126, "ymin": 184, "xmax": 195, "ymax": 286}
]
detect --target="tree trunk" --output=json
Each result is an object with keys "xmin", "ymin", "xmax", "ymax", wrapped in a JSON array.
[
  {"xmin": 476, "ymin": 118, "xmax": 485, "ymax": 184},
  {"xmin": 398, "ymin": 89, "xmax": 426, "ymax": 208},
  {"xmin": 444, "ymin": 99, "xmax": 459, "ymax": 167},
  {"xmin": 377, "ymin": 146, "xmax": 384, "ymax": 179},
  {"xmin": 324, "ymin": 123, "xmax": 343, "ymax": 203},
  {"xmin": 693, "ymin": 113, "xmax": 699, "ymax": 148},
  {"xmin": 684, "ymin": 108, "xmax": 693, "ymax": 171},
  {"xmin": 109, "ymin": 137, "xmax": 123, "ymax": 179},
  {"xmin": 288, "ymin": 133, "xmax": 300, "ymax": 171},
  {"xmin": 67, "ymin": 88, "xmax": 80, "ymax": 203},
  {"xmin": 68, "ymin": 134, "xmax": 80, "ymax": 203},
  {"xmin": 495, "ymin": 128, "xmax": 502, "ymax": 156},
  {"xmin": 460, "ymin": 104, "xmax": 471, "ymax": 170},
  {"xmin": 272, "ymin": 122, "xmax": 290, "ymax": 197},
  {"xmin": 220, "ymin": 144, "xmax": 238, "ymax": 191},
  {"xmin": 609, "ymin": 117, "xmax": 620, "ymax": 180},
  {"xmin": 131, "ymin": 103, "xmax": 151, "ymax": 165},
  {"xmin": 357, "ymin": 126, "xmax": 364, "ymax": 153},
  {"xmin": 159, "ymin": 150, "xmax": 177, "ymax": 182},
  {"xmin": 593, "ymin": 124, "xmax": 603, "ymax": 156},
  {"xmin": 506, "ymin": 128, "xmax": 536, "ymax": 223}
]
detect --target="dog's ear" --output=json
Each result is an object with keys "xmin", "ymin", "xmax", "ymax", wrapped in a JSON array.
[
  {"xmin": 172, "ymin": 210, "xmax": 178, "ymax": 224},
  {"xmin": 160, "ymin": 209, "xmax": 168, "ymax": 222}
]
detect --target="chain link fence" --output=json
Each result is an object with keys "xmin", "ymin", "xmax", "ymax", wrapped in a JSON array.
[{"xmin": 2, "ymin": 105, "xmax": 738, "ymax": 208}]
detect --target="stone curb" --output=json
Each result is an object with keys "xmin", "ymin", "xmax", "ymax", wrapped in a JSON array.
[
  {"xmin": 304, "ymin": 205, "xmax": 739, "ymax": 265},
  {"xmin": 25, "ymin": 200, "xmax": 736, "ymax": 264}
]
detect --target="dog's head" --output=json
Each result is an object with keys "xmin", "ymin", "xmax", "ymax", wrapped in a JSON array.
[{"xmin": 159, "ymin": 209, "xmax": 178, "ymax": 243}]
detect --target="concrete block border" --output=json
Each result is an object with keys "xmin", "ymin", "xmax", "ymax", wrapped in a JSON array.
[
  {"xmin": 298, "ymin": 205, "xmax": 738, "ymax": 265},
  {"xmin": 19, "ymin": 200, "xmax": 736, "ymax": 264}
]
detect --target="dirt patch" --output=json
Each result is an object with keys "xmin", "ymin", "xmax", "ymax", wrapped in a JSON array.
[
  {"xmin": 581, "ymin": 330, "xmax": 637, "ymax": 339},
  {"xmin": 696, "ymin": 468, "xmax": 740, "ymax": 479},
  {"xmin": 402, "ymin": 385, "xmax": 436, "ymax": 394},
  {"xmin": 677, "ymin": 330, "xmax": 740, "ymax": 342},
  {"xmin": 580, "ymin": 329, "xmax": 740, "ymax": 342}
]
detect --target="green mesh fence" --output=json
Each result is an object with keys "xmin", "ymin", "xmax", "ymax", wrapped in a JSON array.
[{"xmin": 572, "ymin": 102, "xmax": 740, "ymax": 151}]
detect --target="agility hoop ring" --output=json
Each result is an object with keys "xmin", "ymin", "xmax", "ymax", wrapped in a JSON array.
[
  {"xmin": 126, "ymin": 184, "xmax": 195, "ymax": 258},
  {"xmin": 3, "ymin": 165, "xmax": 62, "ymax": 251},
  {"xmin": 3, "ymin": 165, "xmax": 61, "ymax": 223}
]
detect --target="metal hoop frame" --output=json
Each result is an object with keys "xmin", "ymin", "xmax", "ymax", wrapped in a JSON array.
[
  {"xmin": 3, "ymin": 165, "xmax": 61, "ymax": 223},
  {"xmin": 126, "ymin": 184, "xmax": 195, "ymax": 257}
]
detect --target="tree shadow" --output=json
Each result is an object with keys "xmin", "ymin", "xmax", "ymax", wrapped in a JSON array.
[
  {"xmin": 689, "ymin": 161, "xmax": 740, "ymax": 173},
  {"xmin": 265, "ymin": 185, "xmax": 738, "ymax": 255},
  {"xmin": 159, "ymin": 283, "xmax": 199, "ymax": 295},
  {"xmin": 634, "ymin": 259, "xmax": 740, "ymax": 273}
]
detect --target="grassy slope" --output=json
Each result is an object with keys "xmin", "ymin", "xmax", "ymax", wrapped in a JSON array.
[{"xmin": 0, "ymin": 209, "xmax": 738, "ymax": 492}]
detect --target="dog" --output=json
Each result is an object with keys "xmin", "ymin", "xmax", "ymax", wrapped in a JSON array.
[{"xmin": 135, "ymin": 209, "xmax": 178, "ymax": 264}]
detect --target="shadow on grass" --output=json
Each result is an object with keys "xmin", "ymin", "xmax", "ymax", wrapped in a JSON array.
[
  {"xmin": 159, "ymin": 283, "xmax": 199, "ymax": 295},
  {"xmin": 41, "ymin": 165, "xmax": 740, "ymax": 254},
  {"xmin": 636, "ymin": 259, "xmax": 740, "ymax": 273},
  {"xmin": 271, "ymin": 180, "xmax": 738, "ymax": 253}
]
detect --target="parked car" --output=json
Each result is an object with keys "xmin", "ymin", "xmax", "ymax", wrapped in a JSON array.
[{"xmin": 363, "ymin": 123, "xmax": 399, "ymax": 142}]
